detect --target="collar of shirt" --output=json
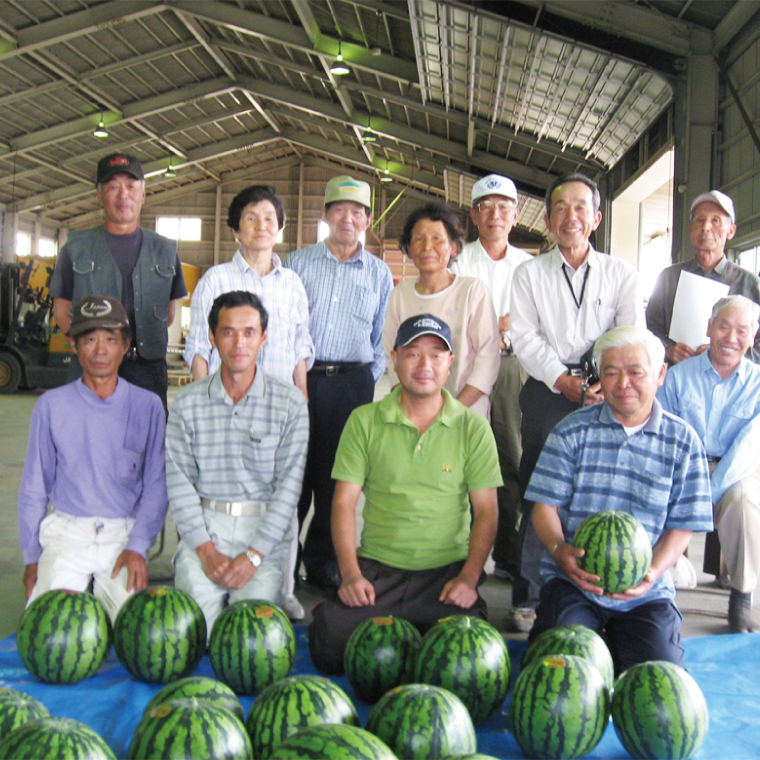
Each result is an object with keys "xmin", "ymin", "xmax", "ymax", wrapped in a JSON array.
[
  {"xmin": 702, "ymin": 347, "xmax": 750, "ymax": 384},
  {"xmin": 207, "ymin": 365, "xmax": 266, "ymax": 404},
  {"xmin": 466, "ymin": 238, "xmax": 524, "ymax": 268},
  {"xmin": 232, "ymin": 249, "xmax": 283, "ymax": 278},
  {"xmin": 379, "ymin": 386, "xmax": 462, "ymax": 429},
  {"xmin": 75, "ymin": 375, "xmax": 127, "ymax": 407},
  {"xmin": 548, "ymin": 243, "xmax": 600, "ymax": 273},
  {"xmin": 598, "ymin": 396, "xmax": 663, "ymax": 435},
  {"xmin": 317, "ymin": 239, "xmax": 367, "ymax": 267},
  {"xmin": 689, "ymin": 255, "xmax": 727, "ymax": 276}
]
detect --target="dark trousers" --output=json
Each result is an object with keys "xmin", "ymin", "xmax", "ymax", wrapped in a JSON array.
[
  {"xmin": 513, "ymin": 377, "xmax": 578, "ymax": 607},
  {"xmin": 530, "ymin": 578, "xmax": 685, "ymax": 675},
  {"xmin": 298, "ymin": 365, "xmax": 375, "ymax": 577},
  {"xmin": 66, "ymin": 353, "xmax": 169, "ymax": 414},
  {"xmin": 309, "ymin": 557, "xmax": 489, "ymax": 675}
]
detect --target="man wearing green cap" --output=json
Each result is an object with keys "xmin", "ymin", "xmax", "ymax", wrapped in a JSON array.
[{"xmin": 284, "ymin": 175, "xmax": 393, "ymax": 592}]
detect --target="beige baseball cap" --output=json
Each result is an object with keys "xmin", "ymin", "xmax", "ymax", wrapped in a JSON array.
[
  {"xmin": 690, "ymin": 190, "xmax": 735, "ymax": 223},
  {"xmin": 324, "ymin": 175, "xmax": 371, "ymax": 209}
]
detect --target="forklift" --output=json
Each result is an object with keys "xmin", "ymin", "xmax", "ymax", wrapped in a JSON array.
[{"xmin": 0, "ymin": 258, "xmax": 71, "ymax": 393}]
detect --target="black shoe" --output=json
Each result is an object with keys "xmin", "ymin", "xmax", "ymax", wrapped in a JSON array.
[
  {"xmin": 728, "ymin": 588, "xmax": 753, "ymax": 633},
  {"xmin": 305, "ymin": 563, "xmax": 341, "ymax": 593}
]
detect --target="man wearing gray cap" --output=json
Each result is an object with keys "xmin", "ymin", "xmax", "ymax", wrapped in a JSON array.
[
  {"xmin": 451, "ymin": 174, "xmax": 532, "ymax": 584},
  {"xmin": 18, "ymin": 295, "xmax": 168, "ymax": 622},
  {"xmin": 49, "ymin": 152, "xmax": 187, "ymax": 410},
  {"xmin": 647, "ymin": 190, "xmax": 760, "ymax": 365},
  {"xmin": 284, "ymin": 175, "xmax": 393, "ymax": 592},
  {"xmin": 309, "ymin": 314, "xmax": 501, "ymax": 674}
]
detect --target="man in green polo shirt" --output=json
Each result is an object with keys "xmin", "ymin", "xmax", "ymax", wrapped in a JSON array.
[{"xmin": 309, "ymin": 314, "xmax": 501, "ymax": 674}]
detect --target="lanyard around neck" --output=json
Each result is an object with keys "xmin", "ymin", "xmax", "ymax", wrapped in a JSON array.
[{"xmin": 562, "ymin": 263, "xmax": 590, "ymax": 309}]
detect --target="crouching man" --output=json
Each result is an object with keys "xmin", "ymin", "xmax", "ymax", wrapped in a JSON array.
[
  {"xmin": 18, "ymin": 295, "xmax": 167, "ymax": 622},
  {"xmin": 309, "ymin": 314, "xmax": 502, "ymax": 674},
  {"xmin": 527, "ymin": 326, "xmax": 713, "ymax": 673},
  {"xmin": 166, "ymin": 291, "xmax": 308, "ymax": 633}
]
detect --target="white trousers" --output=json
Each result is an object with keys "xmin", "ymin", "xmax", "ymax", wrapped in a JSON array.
[
  {"xmin": 174, "ymin": 509, "xmax": 290, "ymax": 636},
  {"xmin": 27, "ymin": 510, "xmax": 136, "ymax": 624}
]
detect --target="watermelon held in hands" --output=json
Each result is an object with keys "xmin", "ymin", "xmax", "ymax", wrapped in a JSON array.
[
  {"xmin": 17, "ymin": 589, "xmax": 111, "ymax": 684},
  {"xmin": 573, "ymin": 510, "xmax": 653, "ymax": 594},
  {"xmin": 413, "ymin": 615, "xmax": 511, "ymax": 725},
  {"xmin": 365, "ymin": 683, "xmax": 477, "ymax": 759},
  {"xmin": 129, "ymin": 697, "xmax": 253, "ymax": 760},
  {"xmin": 208, "ymin": 599, "xmax": 296, "ymax": 695},
  {"xmin": 113, "ymin": 587, "xmax": 206, "ymax": 683},
  {"xmin": 270, "ymin": 724, "xmax": 396, "ymax": 760},
  {"xmin": 611, "ymin": 660, "xmax": 709, "ymax": 760},
  {"xmin": 143, "ymin": 676, "xmax": 244, "ymax": 723},
  {"xmin": 344, "ymin": 616, "xmax": 421, "ymax": 703},
  {"xmin": 510, "ymin": 654, "xmax": 610, "ymax": 760},
  {"xmin": 0, "ymin": 717, "xmax": 115, "ymax": 760},
  {"xmin": 0, "ymin": 689, "xmax": 50, "ymax": 739},
  {"xmin": 522, "ymin": 624, "xmax": 614, "ymax": 689},
  {"xmin": 245, "ymin": 675, "xmax": 359, "ymax": 757}
]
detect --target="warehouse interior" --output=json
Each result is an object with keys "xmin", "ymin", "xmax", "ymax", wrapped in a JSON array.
[{"xmin": 1, "ymin": 0, "xmax": 759, "ymax": 651}]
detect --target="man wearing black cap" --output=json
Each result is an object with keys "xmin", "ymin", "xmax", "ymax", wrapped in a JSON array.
[
  {"xmin": 18, "ymin": 295, "xmax": 168, "ymax": 623},
  {"xmin": 49, "ymin": 153, "xmax": 187, "ymax": 410},
  {"xmin": 309, "ymin": 314, "xmax": 501, "ymax": 674}
]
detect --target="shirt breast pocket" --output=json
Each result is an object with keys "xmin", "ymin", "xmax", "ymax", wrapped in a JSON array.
[
  {"xmin": 119, "ymin": 450, "xmax": 144, "ymax": 486},
  {"xmin": 241, "ymin": 431, "xmax": 280, "ymax": 485},
  {"xmin": 351, "ymin": 283, "xmax": 377, "ymax": 326},
  {"xmin": 719, "ymin": 403, "xmax": 755, "ymax": 450}
]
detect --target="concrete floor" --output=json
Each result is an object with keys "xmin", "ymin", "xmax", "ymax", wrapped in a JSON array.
[{"xmin": 0, "ymin": 378, "xmax": 748, "ymax": 642}]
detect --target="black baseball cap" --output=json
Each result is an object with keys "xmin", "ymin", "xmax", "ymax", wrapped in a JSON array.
[
  {"xmin": 96, "ymin": 153, "xmax": 144, "ymax": 185},
  {"xmin": 68, "ymin": 296, "xmax": 129, "ymax": 337},
  {"xmin": 394, "ymin": 314, "xmax": 453, "ymax": 351}
]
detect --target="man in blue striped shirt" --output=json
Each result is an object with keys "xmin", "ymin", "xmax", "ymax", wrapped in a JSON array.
[
  {"xmin": 284, "ymin": 176, "xmax": 393, "ymax": 592},
  {"xmin": 659, "ymin": 295, "xmax": 760, "ymax": 632},
  {"xmin": 526, "ymin": 326, "xmax": 713, "ymax": 672}
]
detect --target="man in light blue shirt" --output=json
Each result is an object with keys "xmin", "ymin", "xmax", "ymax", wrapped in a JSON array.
[
  {"xmin": 284, "ymin": 176, "xmax": 393, "ymax": 592},
  {"xmin": 658, "ymin": 294, "xmax": 760, "ymax": 632},
  {"xmin": 528, "ymin": 326, "xmax": 712, "ymax": 672}
]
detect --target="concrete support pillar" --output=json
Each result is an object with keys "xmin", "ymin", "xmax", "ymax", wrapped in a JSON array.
[
  {"xmin": 296, "ymin": 162, "xmax": 304, "ymax": 252},
  {"xmin": 1, "ymin": 211, "xmax": 19, "ymax": 264},
  {"xmin": 213, "ymin": 183, "xmax": 222, "ymax": 266}
]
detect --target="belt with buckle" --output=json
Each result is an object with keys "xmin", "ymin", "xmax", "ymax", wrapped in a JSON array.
[
  {"xmin": 566, "ymin": 364, "xmax": 584, "ymax": 377},
  {"xmin": 706, "ymin": 455, "xmax": 722, "ymax": 464},
  {"xmin": 500, "ymin": 347, "xmax": 514, "ymax": 357},
  {"xmin": 201, "ymin": 498, "xmax": 266, "ymax": 517},
  {"xmin": 309, "ymin": 361, "xmax": 368, "ymax": 377}
]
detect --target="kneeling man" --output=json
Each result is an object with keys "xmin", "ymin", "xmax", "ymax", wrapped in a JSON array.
[
  {"xmin": 166, "ymin": 291, "xmax": 308, "ymax": 633},
  {"xmin": 18, "ymin": 295, "xmax": 167, "ymax": 622},
  {"xmin": 659, "ymin": 295, "xmax": 760, "ymax": 632},
  {"xmin": 309, "ymin": 314, "xmax": 501, "ymax": 674},
  {"xmin": 527, "ymin": 326, "xmax": 712, "ymax": 673}
]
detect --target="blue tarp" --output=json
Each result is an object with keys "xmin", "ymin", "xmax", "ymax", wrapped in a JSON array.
[{"xmin": 0, "ymin": 628, "xmax": 757, "ymax": 758}]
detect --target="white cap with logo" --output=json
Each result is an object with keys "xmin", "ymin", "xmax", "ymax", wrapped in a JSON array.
[
  {"xmin": 690, "ymin": 190, "xmax": 735, "ymax": 224},
  {"xmin": 471, "ymin": 174, "xmax": 518, "ymax": 205}
]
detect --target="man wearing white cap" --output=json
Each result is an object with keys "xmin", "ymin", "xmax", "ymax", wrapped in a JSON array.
[
  {"xmin": 647, "ymin": 190, "xmax": 760, "ymax": 365},
  {"xmin": 451, "ymin": 174, "xmax": 532, "ymax": 583},
  {"xmin": 284, "ymin": 176, "xmax": 393, "ymax": 592}
]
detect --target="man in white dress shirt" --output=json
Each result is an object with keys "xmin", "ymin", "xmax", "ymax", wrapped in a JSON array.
[
  {"xmin": 510, "ymin": 172, "xmax": 643, "ymax": 622},
  {"xmin": 451, "ymin": 174, "xmax": 531, "ymax": 584}
]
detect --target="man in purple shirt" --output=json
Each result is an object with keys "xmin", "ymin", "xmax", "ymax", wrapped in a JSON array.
[{"xmin": 18, "ymin": 295, "xmax": 168, "ymax": 622}]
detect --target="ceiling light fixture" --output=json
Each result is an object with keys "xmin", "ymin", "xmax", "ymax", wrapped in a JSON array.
[
  {"xmin": 380, "ymin": 161, "xmax": 392, "ymax": 182},
  {"xmin": 164, "ymin": 160, "xmax": 177, "ymax": 178},
  {"xmin": 330, "ymin": 41, "xmax": 350, "ymax": 75},
  {"xmin": 93, "ymin": 112, "xmax": 108, "ymax": 138},
  {"xmin": 362, "ymin": 118, "xmax": 377, "ymax": 142}
]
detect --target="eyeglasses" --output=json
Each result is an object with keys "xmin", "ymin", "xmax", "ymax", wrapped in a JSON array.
[{"xmin": 475, "ymin": 199, "xmax": 516, "ymax": 215}]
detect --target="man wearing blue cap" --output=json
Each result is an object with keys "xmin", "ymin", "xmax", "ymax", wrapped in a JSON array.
[
  {"xmin": 647, "ymin": 189, "xmax": 760, "ymax": 365},
  {"xmin": 284, "ymin": 175, "xmax": 393, "ymax": 592},
  {"xmin": 309, "ymin": 314, "xmax": 502, "ymax": 674},
  {"xmin": 451, "ymin": 174, "xmax": 532, "ymax": 584}
]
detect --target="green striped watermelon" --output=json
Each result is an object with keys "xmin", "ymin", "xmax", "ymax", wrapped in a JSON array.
[
  {"xmin": 523, "ymin": 624, "xmax": 614, "ymax": 689},
  {"xmin": 0, "ymin": 717, "xmax": 115, "ymax": 760},
  {"xmin": 510, "ymin": 654, "xmax": 610, "ymax": 759},
  {"xmin": 413, "ymin": 615, "xmax": 511, "ymax": 725},
  {"xmin": 365, "ymin": 683, "xmax": 477, "ymax": 759},
  {"xmin": 245, "ymin": 675, "xmax": 359, "ymax": 757},
  {"xmin": 129, "ymin": 697, "xmax": 252, "ymax": 759},
  {"xmin": 270, "ymin": 724, "xmax": 396, "ymax": 760},
  {"xmin": 0, "ymin": 689, "xmax": 50, "ymax": 740},
  {"xmin": 573, "ymin": 511, "xmax": 653, "ymax": 594},
  {"xmin": 344, "ymin": 616, "xmax": 421, "ymax": 703},
  {"xmin": 17, "ymin": 589, "xmax": 111, "ymax": 684},
  {"xmin": 612, "ymin": 660, "xmax": 709, "ymax": 760},
  {"xmin": 446, "ymin": 755, "xmax": 500, "ymax": 759},
  {"xmin": 208, "ymin": 599, "xmax": 296, "ymax": 695},
  {"xmin": 113, "ymin": 587, "xmax": 206, "ymax": 683},
  {"xmin": 144, "ymin": 676, "xmax": 243, "ymax": 723}
]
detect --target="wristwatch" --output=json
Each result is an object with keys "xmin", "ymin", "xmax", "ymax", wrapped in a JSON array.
[{"xmin": 245, "ymin": 548, "xmax": 262, "ymax": 568}]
